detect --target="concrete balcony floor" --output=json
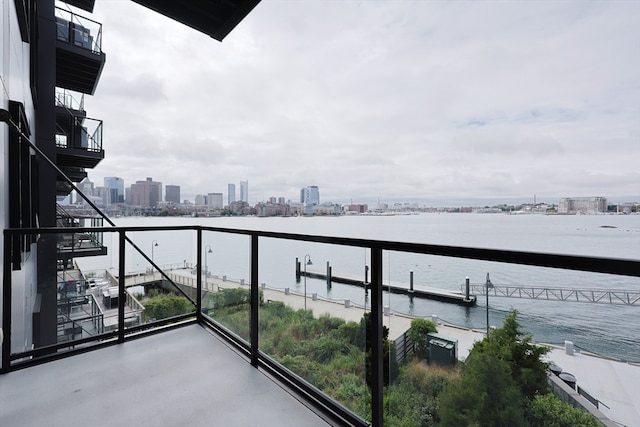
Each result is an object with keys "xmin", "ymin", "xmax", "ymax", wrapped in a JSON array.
[{"xmin": 0, "ymin": 324, "xmax": 332, "ymax": 427}]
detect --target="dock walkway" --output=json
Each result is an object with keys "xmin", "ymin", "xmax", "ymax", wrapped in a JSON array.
[{"xmin": 300, "ymin": 268, "xmax": 476, "ymax": 306}]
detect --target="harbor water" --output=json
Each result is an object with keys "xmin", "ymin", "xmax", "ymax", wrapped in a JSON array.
[{"xmin": 76, "ymin": 213, "xmax": 640, "ymax": 362}]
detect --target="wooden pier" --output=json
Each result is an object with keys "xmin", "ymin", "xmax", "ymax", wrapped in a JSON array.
[{"xmin": 295, "ymin": 259, "xmax": 476, "ymax": 307}]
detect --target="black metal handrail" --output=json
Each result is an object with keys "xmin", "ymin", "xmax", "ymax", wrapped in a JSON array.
[{"xmin": 3, "ymin": 225, "xmax": 639, "ymax": 427}]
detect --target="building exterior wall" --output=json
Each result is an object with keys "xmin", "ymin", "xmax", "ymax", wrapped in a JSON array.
[
  {"xmin": 131, "ymin": 177, "xmax": 162, "ymax": 207},
  {"xmin": 302, "ymin": 185, "xmax": 320, "ymax": 206},
  {"xmin": 228, "ymin": 183, "xmax": 236, "ymax": 205},
  {"xmin": 558, "ymin": 197, "xmax": 607, "ymax": 214},
  {"xmin": 240, "ymin": 180, "xmax": 248, "ymax": 203},
  {"xmin": 207, "ymin": 192, "xmax": 223, "ymax": 209},
  {"xmin": 165, "ymin": 185, "xmax": 180, "ymax": 204},
  {"xmin": 104, "ymin": 176, "xmax": 124, "ymax": 204},
  {"xmin": 1, "ymin": 0, "xmax": 41, "ymax": 354}
]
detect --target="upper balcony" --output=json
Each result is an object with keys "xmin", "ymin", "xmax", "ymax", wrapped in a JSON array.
[
  {"xmin": 55, "ymin": 7, "xmax": 106, "ymax": 95},
  {"xmin": 56, "ymin": 205, "xmax": 107, "ymax": 264},
  {"xmin": 55, "ymin": 105, "xmax": 104, "ymax": 170}
]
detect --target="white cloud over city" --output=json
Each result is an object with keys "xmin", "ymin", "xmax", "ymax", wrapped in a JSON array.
[{"xmin": 85, "ymin": 0, "xmax": 640, "ymax": 205}]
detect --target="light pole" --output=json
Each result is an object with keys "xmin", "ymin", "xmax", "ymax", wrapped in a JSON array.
[
  {"xmin": 485, "ymin": 272, "xmax": 493, "ymax": 335},
  {"xmin": 151, "ymin": 240, "xmax": 158, "ymax": 271},
  {"xmin": 304, "ymin": 254, "xmax": 313, "ymax": 310},
  {"xmin": 205, "ymin": 245, "xmax": 212, "ymax": 277}
]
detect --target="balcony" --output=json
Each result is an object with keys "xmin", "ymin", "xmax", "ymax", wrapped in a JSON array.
[
  {"xmin": 55, "ymin": 111, "xmax": 104, "ymax": 170},
  {"xmin": 55, "ymin": 7, "xmax": 106, "ymax": 95},
  {"xmin": 2, "ymin": 225, "xmax": 638, "ymax": 426},
  {"xmin": 56, "ymin": 205, "xmax": 107, "ymax": 264}
]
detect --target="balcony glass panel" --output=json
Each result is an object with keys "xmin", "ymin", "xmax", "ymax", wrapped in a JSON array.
[
  {"xmin": 201, "ymin": 231, "xmax": 251, "ymax": 342},
  {"xmin": 115, "ymin": 229, "xmax": 197, "ymax": 327},
  {"xmin": 55, "ymin": 7, "xmax": 103, "ymax": 54},
  {"xmin": 55, "ymin": 117, "xmax": 102, "ymax": 152},
  {"xmin": 55, "ymin": 87, "xmax": 85, "ymax": 111},
  {"xmin": 255, "ymin": 238, "xmax": 370, "ymax": 420},
  {"xmin": 380, "ymin": 251, "xmax": 640, "ymax": 425}
]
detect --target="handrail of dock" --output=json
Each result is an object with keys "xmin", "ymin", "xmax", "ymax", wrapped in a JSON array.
[{"xmin": 462, "ymin": 283, "xmax": 640, "ymax": 305}]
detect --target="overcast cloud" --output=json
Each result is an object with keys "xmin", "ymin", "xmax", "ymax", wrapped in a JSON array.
[{"xmin": 85, "ymin": 0, "xmax": 640, "ymax": 205}]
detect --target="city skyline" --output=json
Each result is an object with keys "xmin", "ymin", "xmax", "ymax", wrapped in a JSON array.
[
  {"xmin": 84, "ymin": 1, "xmax": 638, "ymax": 204},
  {"xmin": 75, "ymin": 172, "xmax": 637, "ymax": 209}
]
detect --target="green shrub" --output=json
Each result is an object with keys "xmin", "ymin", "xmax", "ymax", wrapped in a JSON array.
[
  {"xmin": 143, "ymin": 294, "xmax": 193, "ymax": 321},
  {"xmin": 528, "ymin": 393, "xmax": 600, "ymax": 427},
  {"xmin": 407, "ymin": 318, "xmax": 437, "ymax": 360}
]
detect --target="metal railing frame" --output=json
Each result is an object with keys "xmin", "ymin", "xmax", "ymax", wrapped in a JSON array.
[{"xmin": 2, "ymin": 224, "xmax": 639, "ymax": 427}]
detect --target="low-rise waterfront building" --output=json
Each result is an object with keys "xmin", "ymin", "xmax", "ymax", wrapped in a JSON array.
[{"xmin": 558, "ymin": 197, "xmax": 607, "ymax": 214}]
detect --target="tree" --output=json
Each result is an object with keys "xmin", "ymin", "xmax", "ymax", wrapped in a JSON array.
[
  {"xmin": 471, "ymin": 309, "xmax": 550, "ymax": 399},
  {"xmin": 438, "ymin": 310, "xmax": 555, "ymax": 426},
  {"xmin": 407, "ymin": 318, "xmax": 437, "ymax": 360},
  {"xmin": 438, "ymin": 352, "xmax": 528, "ymax": 426}
]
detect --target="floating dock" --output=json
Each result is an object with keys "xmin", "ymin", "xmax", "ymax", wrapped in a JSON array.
[{"xmin": 296, "ymin": 260, "xmax": 476, "ymax": 307}]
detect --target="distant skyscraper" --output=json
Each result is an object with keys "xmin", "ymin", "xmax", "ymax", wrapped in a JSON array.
[
  {"xmin": 207, "ymin": 193, "xmax": 223, "ymax": 209},
  {"xmin": 165, "ymin": 185, "xmax": 180, "ymax": 204},
  {"xmin": 240, "ymin": 180, "xmax": 248, "ymax": 203},
  {"xmin": 104, "ymin": 176, "xmax": 124, "ymax": 204},
  {"xmin": 195, "ymin": 194, "xmax": 206, "ymax": 205},
  {"xmin": 130, "ymin": 177, "xmax": 162, "ymax": 207},
  {"xmin": 301, "ymin": 185, "xmax": 320, "ymax": 206},
  {"xmin": 228, "ymin": 183, "xmax": 236, "ymax": 205}
]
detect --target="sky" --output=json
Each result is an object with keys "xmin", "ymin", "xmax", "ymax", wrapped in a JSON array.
[{"xmin": 84, "ymin": 0, "xmax": 640, "ymax": 206}]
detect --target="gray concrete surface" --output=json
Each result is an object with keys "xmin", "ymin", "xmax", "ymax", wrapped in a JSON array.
[{"xmin": 0, "ymin": 325, "xmax": 330, "ymax": 427}]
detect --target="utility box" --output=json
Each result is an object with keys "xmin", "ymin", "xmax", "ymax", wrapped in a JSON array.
[{"xmin": 427, "ymin": 333, "xmax": 457, "ymax": 366}]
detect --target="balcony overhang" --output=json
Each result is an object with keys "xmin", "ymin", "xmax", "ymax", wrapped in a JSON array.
[
  {"xmin": 57, "ymin": 245, "xmax": 108, "ymax": 261},
  {"xmin": 64, "ymin": 0, "xmax": 95, "ymax": 13},
  {"xmin": 58, "ymin": 167, "xmax": 88, "ymax": 183},
  {"xmin": 56, "ymin": 44, "xmax": 106, "ymax": 95},
  {"xmin": 56, "ymin": 181, "xmax": 73, "ymax": 197},
  {"xmin": 132, "ymin": 0, "xmax": 261, "ymax": 41},
  {"xmin": 57, "ymin": 147, "xmax": 105, "ymax": 169}
]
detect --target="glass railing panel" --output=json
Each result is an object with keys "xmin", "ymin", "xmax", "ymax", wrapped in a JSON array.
[
  {"xmin": 201, "ymin": 231, "xmax": 251, "ymax": 342},
  {"xmin": 256, "ymin": 237, "xmax": 370, "ymax": 420},
  {"xmin": 380, "ymin": 251, "xmax": 640, "ymax": 425},
  {"xmin": 54, "ymin": 7, "xmax": 103, "ymax": 53},
  {"xmin": 55, "ymin": 87, "xmax": 85, "ymax": 111},
  {"xmin": 58, "ymin": 229, "xmax": 118, "ymax": 338},
  {"xmin": 78, "ymin": 117, "xmax": 102, "ymax": 151},
  {"xmin": 120, "ymin": 229, "xmax": 196, "ymax": 327}
]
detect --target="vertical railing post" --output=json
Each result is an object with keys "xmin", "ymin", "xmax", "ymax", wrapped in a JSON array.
[
  {"xmin": 2, "ymin": 231, "xmax": 13, "ymax": 373},
  {"xmin": 370, "ymin": 246, "xmax": 384, "ymax": 427},
  {"xmin": 196, "ymin": 229, "xmax": 202, "ymax": 321},
  {"xmin": 250, "ymin": 234, "xmax": 259, "ymax": 366},
  {"xmin": 118, "ymin": 230, "xmax": 125, "ymax": 344}
]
